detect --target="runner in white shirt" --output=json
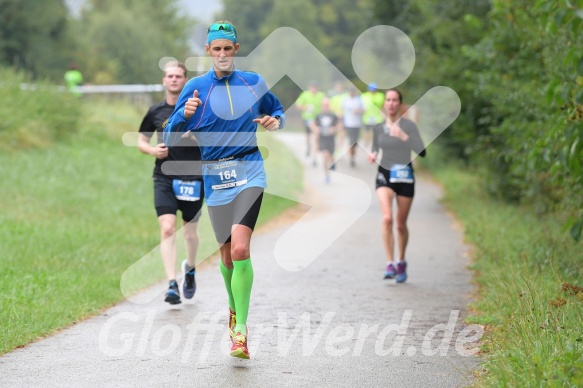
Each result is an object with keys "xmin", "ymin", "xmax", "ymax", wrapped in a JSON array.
[{"xmin": 340, "ymin": 87, "xmax": 365, "ymax": 167}]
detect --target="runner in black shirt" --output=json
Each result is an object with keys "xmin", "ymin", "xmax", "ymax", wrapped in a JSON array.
[
  {"xmin": 138, "ymin": 62, "xmax": 203, "ymax": 304},
  {"xmin": 310, "ymin": 98, "xmax": 339, "ymax": 184},
  {"xmin": 368, "ymin": 89, "xmax": 426, "ymax": 283}
]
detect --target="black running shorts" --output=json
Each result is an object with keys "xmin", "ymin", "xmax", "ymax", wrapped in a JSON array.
[
  {"xmin": 375, "ymin": 167, "xmax": 415, "ymax": 198},
  {"xmin": 207, "ymin": 187, "xmax": 264, "ymax": 244},
  {"xmin": 153, "ymin": 173, "xmax": 204, "ymax": 222}
]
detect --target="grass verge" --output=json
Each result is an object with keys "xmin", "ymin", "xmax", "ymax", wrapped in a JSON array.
[
  {"xmin": 0, "ymin": 67, "xmax": 81, "ymax": 150},
  {"xmin": 421, "ymin": 152, "xmax": 583, "ymax": 386},
  {"xmin": 0, "ymin": 98, "xmax": 302, "ymax": 354}
]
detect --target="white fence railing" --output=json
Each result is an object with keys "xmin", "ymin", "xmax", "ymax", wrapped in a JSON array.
[
  {"xmin": 17, "ymin": 83, "xmax": 165, "ymax": 107},
  {"xmin": 19, "ymin": 83, "xmax": 164, "ymax": 93}
]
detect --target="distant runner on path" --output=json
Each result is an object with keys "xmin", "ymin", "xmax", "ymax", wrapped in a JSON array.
[{"xmin": 368, "ymin": 88, "xmax": 426, "ymax": 283}]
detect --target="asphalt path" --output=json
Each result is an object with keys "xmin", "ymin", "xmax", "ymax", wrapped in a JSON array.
[{"xmin": 0, "ymin": 132, "xmax": 480, "ymax": 387}]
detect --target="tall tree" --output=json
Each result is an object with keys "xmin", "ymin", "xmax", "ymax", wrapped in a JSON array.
[
  {"xmin": 219, "ymin": 0, "xmax": 276, "ymax": 57},
  {"xmin": 0, "ymin": 0, "xmax": 72, "ymax": 80},
  {"xmin": 466, "ymin": 0, "xmax": 583, "ymax": 237},
  {"xmin": 70, "ymin": 0, "xmax": 195, "ymax": 84},
  {"xmin": 221, "ymin": 0, "xmax": 374, "ymax": 89}
]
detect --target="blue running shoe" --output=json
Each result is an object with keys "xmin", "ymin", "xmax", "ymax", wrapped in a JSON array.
[
  {"xmin": 182, "ymin": 260, "xmax": 196, "ymax": 299},
  {"xmin": 384, "ymin": 263, "xmax": 397, "ymax": 279},
  {"xmin": 396, "ymin": 261, "xmax": 407, "ymax": 283},
  {"xmin": 165, "ymin": 280, "xmax": 181, "ymax": 304}
]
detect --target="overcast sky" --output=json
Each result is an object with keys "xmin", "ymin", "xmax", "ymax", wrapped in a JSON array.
[
  {"xmin": 176, "ymin": 0, "xmax": 223, "ymax": 22},
  {"xmin": 64, "ymin": 0, "xmax": 223, "ymax": 23}
]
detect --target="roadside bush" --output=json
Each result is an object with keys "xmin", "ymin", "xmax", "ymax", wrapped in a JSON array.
[{"xmin": 0, "ymin": 67, "xmax": 81, "ymax": 150}]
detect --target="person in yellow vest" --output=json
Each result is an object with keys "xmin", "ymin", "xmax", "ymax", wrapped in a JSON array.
[
  {"xmin": 64, "ymin": 63, "xmax": 84, "ymax": 97},
  {"xmin": 361, "ymin": 83, "xmax": 385, "ymax": 148},
  {"xmin": 328, "ymin": 81, "xmax": 348, "ymax": 115},
  {"xmin": 296, "ymin": 81, "xmax": 326, "ymax": 164}
]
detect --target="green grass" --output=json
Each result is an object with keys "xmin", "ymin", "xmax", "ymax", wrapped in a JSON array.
[
  {"xmin": 420, "ymin": 151, "xmax": 583, "ymax": 387},
  {"xmin": 0, "ymin": 67, "xmax": 82, "ymax": 150},
  {"xmin": 0, "ymin": 99, "xmax": 303, "ymax": 354}
]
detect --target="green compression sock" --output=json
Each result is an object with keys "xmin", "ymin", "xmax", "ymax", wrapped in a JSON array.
[
  {"xmin": 219, "ymin": 261, "xmax": 235, "ymax": 312},
  {"xmin": 231, "ymin": 258, "xmax": 254, "ymax": 336}
]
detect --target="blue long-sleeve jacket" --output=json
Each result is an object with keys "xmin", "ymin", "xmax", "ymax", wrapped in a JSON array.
[{"xmin": 163, "ymin": 68, "xmax": 285, "ymax": 205}]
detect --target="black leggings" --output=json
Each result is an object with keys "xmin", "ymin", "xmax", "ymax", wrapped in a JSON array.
[{"xmin": 207, "ymin": 187, "xmax": 264, "ymax": 244}]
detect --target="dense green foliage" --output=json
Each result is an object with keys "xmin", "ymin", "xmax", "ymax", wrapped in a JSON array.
[
  {"xmin": 0, "ymin": 0, "xmax": 196, "ymax": 85},
  {"xmin": 467, "ymin": 1, "xmax": 583, "ymax": 239},
  {"xmin": 371, "ymin": 0, "xmax": 583, "ymax": 240},
  {"xmin": 220, "ymin": 0, "xmax": 374, "ymax": 106},
  {"xmin": 424, "ymin": 159, "xmax": 582, "ymax": 386},
  {"xmin": 221, "ymin": 0, "xmax": 372, "ymax": 83},
  {"xmin": 71, "ymin": 0, "xmax": 194, "ymax": 84},
  {"xmin": 0, "ymin": 0, "xmax": 75, "ymax": 80}
]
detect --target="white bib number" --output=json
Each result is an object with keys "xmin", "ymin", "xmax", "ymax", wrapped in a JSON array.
[{"xmin": 207, "ymin": 160, "xmax": 248, "ymax": 190}]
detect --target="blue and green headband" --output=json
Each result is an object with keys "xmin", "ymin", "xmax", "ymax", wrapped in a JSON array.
[{"xmin": 207, "ymin": 22, "xmax": 237, "ymax": 45}]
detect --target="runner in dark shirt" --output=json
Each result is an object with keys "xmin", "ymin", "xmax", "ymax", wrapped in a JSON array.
[
  {"xmin": 368, "ymin": 89, "xmax": 426, "ymax": 283},
  {"xmin": 310, "ymin": 98, "xmax": 339, "ymax": 184},
  {"xmin": 138, "ymin": 62, "xmax": 203, "ymax": 305}
]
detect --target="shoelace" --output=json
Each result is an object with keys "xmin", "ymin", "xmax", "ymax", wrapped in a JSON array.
[
  {"xmin": 233, "ymin": 334, "xmax": 246, "ymax": 346},
  {"xmin": 229, "ymin": 311, "xmax": 237, "ymax": 335}
]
